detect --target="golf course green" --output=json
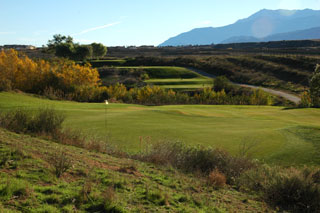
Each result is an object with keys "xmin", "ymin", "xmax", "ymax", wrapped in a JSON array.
[{"xmin": 1, "ymin": 92, "xmax": 320, "ymax": 166}]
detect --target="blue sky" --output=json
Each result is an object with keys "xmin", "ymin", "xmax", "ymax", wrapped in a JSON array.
[{"xmin": 1, "ymin": 0, "xmax": 320, "ymax": 47}]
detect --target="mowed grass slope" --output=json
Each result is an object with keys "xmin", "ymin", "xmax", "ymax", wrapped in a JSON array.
[{"xmin": 1, "ymin": 92, "xmax": 320, "ymax": 166}]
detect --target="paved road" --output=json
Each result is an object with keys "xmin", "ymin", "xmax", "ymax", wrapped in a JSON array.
[{"xmin": 188, "ymin": 67, "xmax": 301, "ymax": 104}]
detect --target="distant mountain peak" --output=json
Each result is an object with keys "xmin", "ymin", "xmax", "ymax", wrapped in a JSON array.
[{"xmin": 159, "ymin": 9, "xmax": 320, "ymax": 46}]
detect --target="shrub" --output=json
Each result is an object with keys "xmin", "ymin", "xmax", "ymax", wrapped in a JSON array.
[
  {"xmin": 208, "ymin": 169, "xmax": 226, "ymax": 188},
  {"xmin": 213, "ymin": 76, "xmax": 233, "ymax": 92},
  {"xmin": 48, "ymin": 150, "xmax": 72, "ymax": 178},
  {"xmin": 137, "ymin": 141, "xmax": 255, "ymax": 184},
  {"xmin": 91, "ymin": 42, "xmax": 107, "ymax": 59},
  {"xmin": 0, "ymin": 108, "xmax": 30, "ymax": 133},
  {"xmin": 29, "ymin": 108, "xmax": 65, "ymax": 134},
  {"xmin": 265, "ymin": 168, "xmax": 320, "ymax": 212},
  {"xmin": 0, "ymin": 108, "xmax": 65, "ymax": 135},
  {"xmin": 238, "ymin": 165, "xmax": 320, "ymax": 212},
  {"xmin": 249, "ymin": 89, "xmax": 272, "ymax": 105},
  {"xmin": 299, "ymin": 91, "xmax": 312, "ymax": 108}
]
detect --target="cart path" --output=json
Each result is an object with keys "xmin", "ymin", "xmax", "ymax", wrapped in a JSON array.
[{"xmin": 188, "ymin": 67, "xmax": 301, "ymax": 104}]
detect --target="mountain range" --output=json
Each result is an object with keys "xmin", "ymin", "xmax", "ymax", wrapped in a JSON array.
[{"xmin": 159, "ymin": 9, "xmax": 320, "ymax": 46}]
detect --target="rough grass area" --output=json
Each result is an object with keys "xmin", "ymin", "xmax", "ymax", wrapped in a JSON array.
[
  {"xmin": 0, "ymin": 128, "xmax": 271, "ymax": 212},
  {"xmin": 1, "ymin": 92, "xmax": 320, "ymax": 166}
]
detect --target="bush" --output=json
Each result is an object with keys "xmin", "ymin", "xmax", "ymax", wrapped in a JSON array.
[
  {"xmin": 0, "ymin": 108, "xmax": 30, "ymax": 133},
  {"xmin": 299, "ymin": 91, "xmax": 312, "ymax": 108},
  {"xmin": 213, "ymin": 76, "xmax": 233, "ymax": 92},
  {"xmin": 48, "ymin": 150, "xmax": 72, "ymax": 178},
  {"xmin": 137, "ymin": 141, "xmax": 255, "ymax": 184},
  {"xmin": 238, "ymin": 165, "xmax": 320, "ymax": 212},
  {"xmin": 0, "ymin": 108, "xmax": 65, "ymax": 135},
  {"xmin": 29, "ymin": 108, "xmax": 65, "ymax": 134},
  {"xmin": 208, "ymin": 169, "xmax": 226, "ymax": 188}
]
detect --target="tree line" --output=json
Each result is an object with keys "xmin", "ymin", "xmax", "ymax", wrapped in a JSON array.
[
  {"xmin": 0, "ymin": 49, "xmax": 274, "ymax": 106},
  {"xmin": 46, "ymin": 34, "xmax": 107, "ymax": 61}
]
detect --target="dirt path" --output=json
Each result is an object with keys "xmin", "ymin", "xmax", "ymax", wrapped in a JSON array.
[{"xmin": 188, "ymin": 67, "xmax": 301, "ymax": 104}]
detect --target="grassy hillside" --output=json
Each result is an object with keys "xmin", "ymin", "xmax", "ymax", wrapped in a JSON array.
[
  {"xmin": 0, "ymin": 128, "xmax": 272, "ymax": 212},
  {"xmin": 1, "ymin": 92, "xmax": 320, "ymax": 166}
]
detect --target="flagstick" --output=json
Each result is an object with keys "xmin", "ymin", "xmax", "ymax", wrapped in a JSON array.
[{"xmin": 104, "ymin": 100, "xmax": 109, "ymax": 142}]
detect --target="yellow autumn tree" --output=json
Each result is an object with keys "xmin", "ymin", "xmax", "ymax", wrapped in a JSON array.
[{"xmin": 0, "ymin": 49, "xmax": 101, "ymax": 96}]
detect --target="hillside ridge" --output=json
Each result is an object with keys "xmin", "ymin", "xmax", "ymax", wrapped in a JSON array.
[{"xmin": 159, "ymin": 9, "xmax": 320, "ymax": 46}]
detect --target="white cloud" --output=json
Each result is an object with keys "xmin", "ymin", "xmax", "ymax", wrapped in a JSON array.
[{"xmin": 72, "ymin": 22, "xmax": 121, "ymax": 36}]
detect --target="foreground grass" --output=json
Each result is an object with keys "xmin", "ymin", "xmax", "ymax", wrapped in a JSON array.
[
  {"xmin": 1, "ymin": 92, "xmax": 320, "ymax": 166},
  {"xmin": 0, "ymin": 128, "xmax": 271, "ymax": 212}
]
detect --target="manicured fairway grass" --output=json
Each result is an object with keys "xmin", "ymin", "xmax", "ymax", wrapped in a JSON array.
[
  {"xmin": 145, "ymin": 78, "xmax": 212, "ymax": 85},
  {"xmin": 145, "ymin": 78, "xmax": 213, "ymax": 90},
  {"xmin": 1, "ymin": 92, "xmax": 320, "ymax": 166},
  {"xmin": 113, "ymin": 66, "xmax": 212, "ymax": 90},
  {"xmin": 116, "ymin": 66, "xmax": 202, "ymax": 79}
]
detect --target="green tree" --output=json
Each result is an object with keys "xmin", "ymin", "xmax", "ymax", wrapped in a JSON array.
[
  {"xmin": 73, "ymin": 45, "xmax": 92, "ymax": 61},
  {"xmin": 310, "ymin": 64, "xmax": 320, "ymax": 107},
  {"xmin": 213, "ymin": 76, "xmax": 233, "ymax": 92},
  {"xmin": 55, "ymin": 43, "xmax": 74, "ymax": 58},
  {"xmin": 47, "ymin": 34, "xmax": 73, "ymax": 52},
  {"xmin": 91, "ymin": 43, "xmax": 107, "ymax": 59}
]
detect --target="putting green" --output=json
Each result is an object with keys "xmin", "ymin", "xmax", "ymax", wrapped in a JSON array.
[{"xmin": 1, "ymin": 92, "xmax": 320, "ymax": 166}]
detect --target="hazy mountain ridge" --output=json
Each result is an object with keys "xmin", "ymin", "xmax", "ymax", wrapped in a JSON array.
[
  {"xmin": 159, "ymin": 9, "xmax": 320, "ymax": 46},
  {"xmin": 221, "ymin": 27, "xmax": 320, "ymax": 43}
]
